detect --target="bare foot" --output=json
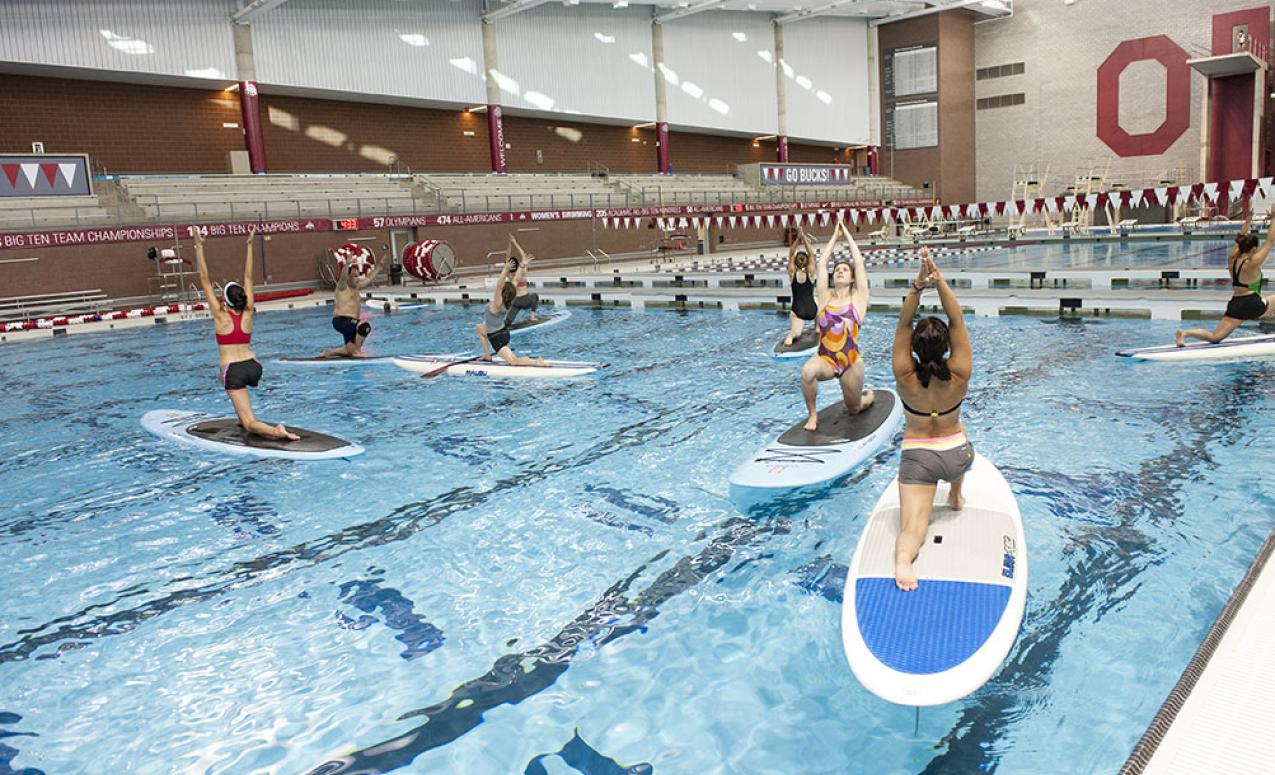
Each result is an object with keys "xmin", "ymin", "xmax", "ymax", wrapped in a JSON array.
[
  {"xmin": 802, "ymin": 413, "xmax": 818, "ymax": 432},
  {"xmin": 783, "ymin": 334, "xmax": 795, "ymax": 347},
  {"xmin": 947, "ymin": 492, "xmax": 966, "ymax": 511},
  {"xmin": 1174, "ymin": 330, "xmax": 1185, "ymax": 347},
  {"xmin": 895, "ymin": 562, "xmax": 918, "ymax": 591},
  {"xmin": 859, "ymin": 390, "xmax": 876, "ymax": 411},
  {"xmin": 277, "ymin": 424, "xmax": 301, "ymax": 441}
]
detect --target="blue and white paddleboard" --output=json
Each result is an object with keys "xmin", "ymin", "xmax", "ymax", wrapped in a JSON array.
[
  {"xmin": 1116, "ymin": 333, "xmax": 1275, "ymax": 363},
  {"xmin": 729, "ymin": 390, "xmax": 902, "ymax": 495},
  {"xmin": 841, "ymin": 454, "xmax": 1027, "ymax": 706},
  {"xmin": 508, "ymin": 308, "xmax": 571, "ymax": 336},
  {"xmin": 141, "ymin": 409, "xmax": 364, "ymax": 461},
  {"xmin": 772, "ymin": 329, "xmax": 818, "ymax": 359}
]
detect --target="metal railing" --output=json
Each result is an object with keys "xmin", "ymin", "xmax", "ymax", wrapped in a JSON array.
[{"xmin": 0, "ymin": 289, "xmax": 108, "ymax": 322}]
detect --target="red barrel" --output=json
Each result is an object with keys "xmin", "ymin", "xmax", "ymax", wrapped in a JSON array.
[
  {"xmin": 402, "ymin": 240, "xmax": 456, "ymax": 282},
  {"xmin": 330, "ymin": 242, "xmax": 375, "ymax": 276}
]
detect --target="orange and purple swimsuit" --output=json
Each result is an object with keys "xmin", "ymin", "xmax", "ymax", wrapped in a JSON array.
[{"xmin": 817, "ymin": 303, "xmax": 861, "ymax": 376}]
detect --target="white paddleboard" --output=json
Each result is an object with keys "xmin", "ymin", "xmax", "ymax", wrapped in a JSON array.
[
  {"xmin": 1116, "ymin": 332, "xmax": 1275, "ymax": 363},
  {"xmin": 729, "ymin": 390, "xmax": 902, "ymax": 495},
  {"xmin": 772, "ymin": 329, "xmax": 818, "ymax": 360},
  {"xmin": 364, "ymin": 298, "xmax": 427, "ymax": 311},
  {"xmin": 392, "ymin": 354, "xmax": 602, "ymax": 378},
  {"xmin": 507, "ymin": 309, "xmax": 571, "ymax": 336},
  {"xmin": 841, "ymin": 453, "xmax": 1027, "ymax": 707},
  {"xmin": 141, "ymin": 409, "xmax": 364, "ymax": 460},
  {"xmin": 278, "ymin": 355, "xmax": 395, "ymax": 366}
]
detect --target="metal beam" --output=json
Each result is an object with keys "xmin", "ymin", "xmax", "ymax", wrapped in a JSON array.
[
  {"xmin": 776, "ymin": 0, "xmax": 865, "ymax": 25},
  {"xmin": 232, "ymin": 0, "xmax": 291, "ymax": 24},
  {"xmin": 869, "ymin": 0, "xmax": 1009, "ymax": 27},
  {"xmin": 482, "ymin": 0, "xmax": 551, "ymax": 23},
  {"xmin": 655, "ymin": 0, "xmax": 727, "ymax": 24}
]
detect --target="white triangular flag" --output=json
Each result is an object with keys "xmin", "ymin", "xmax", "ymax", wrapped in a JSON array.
[
  {"xmin": 20, "ymin": 163, "xmax": 39, "ymax": 189},
  {"xmin": 57, "ymin": 163, "xmax": 77, "ymax": 188}
]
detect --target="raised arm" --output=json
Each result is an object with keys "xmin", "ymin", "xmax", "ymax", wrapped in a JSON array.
[
  {"xmin": 929, "ymin": 255, "xmax": 971, "ymax": 380},
  {"xmin": 492, "ymin": 254, "xmax": 514, "ymax": 304},
  {"xmin": 1254, "ymin": 205, "xmax": 1275, "ymax": 267},
  {"xmin": 814, "ymin": 218, "xmax": 843, "ymax": 307},
  {"xmin": 191, "ymin": 227, "xmax": 219, "ymax": 311},
  {"xmin": 839, "ymin": 221, "xmax": 870, "ymax": 313},
  {"xmin": 242, "ymin": 228, "xmax": 256, "ymax": 309},
  {"xmin": 893, "ymin": 252, "xmax": 932, "ymax": 380}
]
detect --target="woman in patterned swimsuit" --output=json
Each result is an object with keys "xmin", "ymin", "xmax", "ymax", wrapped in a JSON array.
[{"xmin": 800, "ymin": 216, "xmax": 874, "ymax": 432}]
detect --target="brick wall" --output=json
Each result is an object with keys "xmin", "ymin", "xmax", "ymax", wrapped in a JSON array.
[
  {"xmin": 877, "ymin": 10, "xmax": 976, "ymax": 204},
  {"xmin": 0, "ymin": 74, "xmax": 243, "ymax": 174},
  {"xmin": 1, "ymin": 74, "xmax": 846, "ymax": 177},
  {"xmin": 972, "ymin": 0, "xmax": 1270, "ymax": 200}
]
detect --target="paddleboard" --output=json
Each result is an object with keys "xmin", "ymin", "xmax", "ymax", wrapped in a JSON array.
[
  {"xmin": 508, "ymin": 309, "xmax": 571, "ymax": 335},
  {"xmin": 392, "ymin": 354, "xmax": 602, "ymax": 378},
  {"xmin": 729, "ymin": 390, "xmax": 902, "ymax": 495},
  {"xmin": 141, "ymin": 409, "xmax": 364, "ymax": 460},
  {"xmin": 364, "ymin": 299, "xmax": 427, "ymax": 311},
  {"xmin": 841, "ymin": 453, "xmax": 1027, "ymax": 706},
  {"xmin": 278, "ymin": 355, "xmax": 395, "ymax": 366},
  {"xmin": 1115, "ymin": 332, "xmax": 1275, "ymax": 363},
  {"xmin": 772, "ymin": 328, "xmax": 818, "ymax": 359}
]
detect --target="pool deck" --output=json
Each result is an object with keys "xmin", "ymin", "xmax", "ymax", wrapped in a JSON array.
[{"xmin": 1122, "ymin": 525, "xmax": 1275, "ymax": 775}]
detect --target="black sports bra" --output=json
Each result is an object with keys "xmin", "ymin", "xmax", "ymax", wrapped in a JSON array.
[{"xmin": 900, "ymin": 397, "xmax": 963, "ymax": 418}]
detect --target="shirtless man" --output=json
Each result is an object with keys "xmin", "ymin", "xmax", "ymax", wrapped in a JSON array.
[{"xmin": 318, "ymin": 251, "xmax": 387, "ymax": 359}]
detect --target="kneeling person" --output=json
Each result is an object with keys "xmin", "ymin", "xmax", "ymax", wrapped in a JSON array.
[{"xmin": 320, "ymin": 254, "xmax": 385, "ymax": 359}]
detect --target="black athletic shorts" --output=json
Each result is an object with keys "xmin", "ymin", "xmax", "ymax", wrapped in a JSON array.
[
  {"xmin": 488, "ymin": 328, "xmax": 511, "ymax": 353},
  {"xmin": 333, "ymin": 315, "xmax": 365, "ymax": 344},
  {"xmin": 1225, "ymin": 293, "xmax": 1269, "ymax": 321},
  {"xmin": 221, "ymin": 358, "xmax": 262, "ymax": 392}
]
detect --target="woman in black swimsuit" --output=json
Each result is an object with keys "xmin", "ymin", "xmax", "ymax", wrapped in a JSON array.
[
  {"xmin": 891, "ymin": 247, "xmax": 972, "ymax": 591},
  {"xmin": 783, "ymin": 228, "xmax": 818, "ymax": 346},
  {"xmin": 1176, "ymin": 206, "xmax": 1275, "ymax": 346}
]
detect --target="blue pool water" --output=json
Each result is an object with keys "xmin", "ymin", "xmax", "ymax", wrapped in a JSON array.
[{"xmin": 2, "ymin": 297, "xmax": 1274, "ymax": 774}]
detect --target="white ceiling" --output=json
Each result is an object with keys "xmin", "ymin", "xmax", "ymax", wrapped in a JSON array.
[{"xmin": 495, "ymin": 0, "xmax": 1013, "ymax": 25}]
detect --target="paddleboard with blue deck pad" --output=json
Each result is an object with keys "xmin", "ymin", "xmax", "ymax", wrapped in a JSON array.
[
  {"xmin": 772, "ymin": 329, "xmax": 818, "ymax": 359},
  {"xmin": 841, "ymin": 453, "xmax": 1026, "ymax": 706},
  {"xmin": 729, "ymin": 390, "xmax": 901, "ymax": 496},
  {"xmin": 1116, "ymin": 332, "xmax": 1275, "ymax": 363},
  {"xmin": 141, "ymin": 409, "xmax": 364, "ymax": 461},
  {"xmin": 508, "ymin": 309, "xmax": 571, "ymax": 335}
]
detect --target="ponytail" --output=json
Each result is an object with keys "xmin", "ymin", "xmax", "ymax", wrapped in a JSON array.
[
  {"xmin": 913, "ymin": 356, "xmax": 951, "ymax": 388},
  {"xmin": 911, "ymin": 316, "xmax": 952, "ymax": 388}
]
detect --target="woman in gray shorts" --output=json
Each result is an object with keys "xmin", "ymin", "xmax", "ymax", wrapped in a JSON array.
[{"xmin": 890, "ymin": 248, "xmax": 972, "ymax": 592}]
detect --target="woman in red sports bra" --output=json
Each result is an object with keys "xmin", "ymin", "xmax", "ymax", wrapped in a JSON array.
[{"xmin": 193, "ymin": 226, "xmax": 298, "ymax": 441}]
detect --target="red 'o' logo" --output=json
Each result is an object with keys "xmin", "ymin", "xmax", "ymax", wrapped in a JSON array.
[{"xmin": 1096, "ymin": 35, "xmax": 1190, "ymax": 157}]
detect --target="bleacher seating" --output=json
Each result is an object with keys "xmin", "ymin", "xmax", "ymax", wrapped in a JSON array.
[
  {"xmin": 419, "ymin": 173, "xmax": 629, "ymax": 211},
  {"xmin": 0, "ymin": 195, "xmax": 122, "ymax": 231},
  {"xmin": 116, "ymin": 174, "xmax": 429, "ymax": 222},
  {"xmin": 0, "ymin": 171, "xmax": 933, "ymax": 233}
]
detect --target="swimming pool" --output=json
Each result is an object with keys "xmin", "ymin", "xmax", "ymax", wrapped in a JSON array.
[{"xmin": 1, "ymin": 302, "xmax": 1273, "ymax": 773}]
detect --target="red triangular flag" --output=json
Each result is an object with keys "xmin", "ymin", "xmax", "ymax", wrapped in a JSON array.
[
  {"xmin": 1, "ymin": 164, "xmax": 18, "ymax": 188},
  {"xmin": 40, "ymin": 163, "xmax": 59, "ymax": 186}
]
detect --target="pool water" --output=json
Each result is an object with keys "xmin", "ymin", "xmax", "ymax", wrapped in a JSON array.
[{"xmin": 1, "ymin": 300, "xmax": 1273, "ymax": 774}]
